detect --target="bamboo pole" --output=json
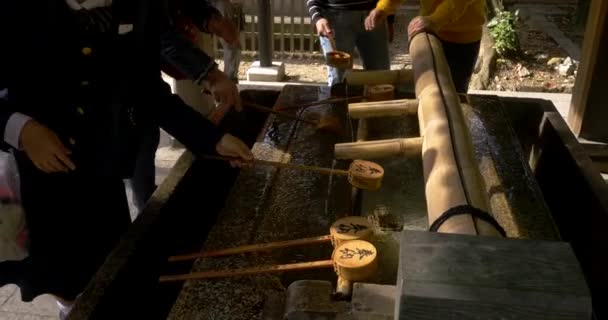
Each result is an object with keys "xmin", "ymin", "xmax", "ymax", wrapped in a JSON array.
[
  {"xmin": 200, "ymin": 155, "xmax": 349, "ymax": 176},
  {"xmin": 348, "ymin": 99, "xmax": 419, "ymax": 119},
  {"xmin": 344, "ymin": 69, "xmax": 414, "ymax": 86},
  {"xmin": 169, "ymin": 235, "xmax": 333, "ymax": 262},
  {"xmin": 159, "ymin": 260, "xmax": 335, "ymax": 282},
  {"xmin": 160, "ymin": 240, "xmax": 378, "ymax": 283},
  {"xmin": 410, "ymin": 32, "xmax": 502, "ymax": 237},
  {"xmin": 335, "ymin": 138, "xmax": 423, "ymax": 160}
]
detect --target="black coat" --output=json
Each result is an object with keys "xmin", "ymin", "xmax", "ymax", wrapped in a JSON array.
[
  {"xmin": 0, "ymin": 0, "xmax": 225, "ymax": 301},
  {"xmin": 0, "ymin": 0, "xmax": 223, "ymax": 178}
]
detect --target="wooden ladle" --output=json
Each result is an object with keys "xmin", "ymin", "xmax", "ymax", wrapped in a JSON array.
[
  {"xmin": 168, "ymin": 216, "xmax": 373, "ymax": 262},
  {"xmin": 159, "ymin": 240, "xmax": 378, "ymax": 283},
  {"xmin": 324, "ymin": 36, "xmax": 353, "ymax": 69},
  {"xmin": 163, "ymin": 216, "xmax": 377, "ymax": 295},
  {"xmin": 200, "ymin": 156, "xmax": 384, "ymax": 191}
]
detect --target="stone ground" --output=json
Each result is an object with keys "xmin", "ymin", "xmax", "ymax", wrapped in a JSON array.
[{"xmin": 0, "ymin": 3, "xmax": 589, "ymax": 320}]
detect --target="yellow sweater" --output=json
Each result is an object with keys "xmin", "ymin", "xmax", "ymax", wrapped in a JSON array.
[{"xmin": 376, "ymin": 0, "xmax": 485, "ymax": 43}]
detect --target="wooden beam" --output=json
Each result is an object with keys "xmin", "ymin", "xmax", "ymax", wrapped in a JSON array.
[
  {"xmin": 396, "ymin": 231, "xmax": 592, "ymax": 319},
  {"xmin": 568, "ymin": 0, "xmax": 608, "ymax": 142}
]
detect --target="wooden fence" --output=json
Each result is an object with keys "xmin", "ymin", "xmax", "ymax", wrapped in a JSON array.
[{"xmin": 212, "ymin": 0, "xmax": 322, "ymax": 58}]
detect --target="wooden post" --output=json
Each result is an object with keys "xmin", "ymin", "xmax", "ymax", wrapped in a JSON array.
[{"xmin": 567, "ymin": 0, "xmax": 608, "ymax": 142}]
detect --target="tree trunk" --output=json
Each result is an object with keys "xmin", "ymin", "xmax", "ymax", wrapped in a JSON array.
[{"xmin": 486, "ymin": 0, "xmax": 504, "ymax": 17}]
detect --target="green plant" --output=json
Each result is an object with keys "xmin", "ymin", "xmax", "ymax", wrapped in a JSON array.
[{"xmin": 488, "ymin": 10, "xmax": 520, "ymax": 57}]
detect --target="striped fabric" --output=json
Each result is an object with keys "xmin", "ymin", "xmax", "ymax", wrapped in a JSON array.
[{"xmin": 306, "ymin": 0, "xmax": 378, "ymax": 24}]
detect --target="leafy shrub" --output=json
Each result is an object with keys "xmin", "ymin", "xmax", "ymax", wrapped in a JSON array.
[{"xmin": 488, "ymin": 10, "xmax": 521, "ymax": 57}]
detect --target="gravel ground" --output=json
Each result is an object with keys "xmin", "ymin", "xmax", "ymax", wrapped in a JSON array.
[{"xmin": 487, "ymin": 8, "xmax": 581, "ymax": 93}]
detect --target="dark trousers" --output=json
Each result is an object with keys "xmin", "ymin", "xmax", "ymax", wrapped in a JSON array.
[
  {"xmin": 441, "ymin": 40, "xmax": 481, "ymax": 94},
  {"xmin": 129, "ymin": 127, "xmax": 160, "ymax": 212},
  {"xmin": 0, "ymin": 154, "xmax": 131, "ymax": 302}
]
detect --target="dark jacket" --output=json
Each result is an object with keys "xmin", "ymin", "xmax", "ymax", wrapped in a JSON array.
[
  {"xmin": 0, "ymin": 0, "xmax": 223, "ymax": 178},
  {"xmin": 161, "ymin": 0, "xmax": 220, "ymax": 82}
]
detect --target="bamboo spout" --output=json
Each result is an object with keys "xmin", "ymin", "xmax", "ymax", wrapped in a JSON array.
[{"xmin": 335, "ymin": 138, "xmax": 423, "ymax": 160}]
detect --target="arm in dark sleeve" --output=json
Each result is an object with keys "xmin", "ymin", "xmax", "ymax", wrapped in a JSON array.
[
  {"xmin": 307, "ymin": 0, "xmax": 328, "ymax": 24},
  {"xmin": 0, "ymin": 91, "xmax": 14, "ymax": 153},
  {"xmin": 179, "ymin": 0, "xmax": 221, "ymax": 33},
  {"xmin": 0, "ymin": 6, "xmax": 18, "ymax": 153},
  {"xmin": 155, "ymin": 78, "xmax": 223, "ymax": 156},
  {"xmin": 161, "ymin": 2, "xmax": 218, "ymax": 83}
]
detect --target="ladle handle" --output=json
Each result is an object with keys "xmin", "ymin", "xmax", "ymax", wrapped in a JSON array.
[
  {"xmin": 168, "ymin": 235, "xmax": 333, "ymax": 262},
  {"xmin": 243, "ymin": 100, "xmax": 317, "ymax": 125},
  {"xmin": 159, "ymin": 260, "xmax": 335, "ymax": 282},
  {"xmin": 326, "ymin": 35, "xmax": 337, "ymax": 52},
  {"xmin": 199, "ymin": 155, "xmax": 350, "ymax": 176},
  {"xmin": 277, "ymin": 96, "xmax": 364, "ymax": 111}
]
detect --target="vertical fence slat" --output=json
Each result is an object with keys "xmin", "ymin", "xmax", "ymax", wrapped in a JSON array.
[
  {"xmin": 280, "ymin": 0, "xmax": 285, "ymax": 56},
  {"xmin": 308, "ymin": 16, "xmax": 314, "ymax": 54},
  {"xmin": 251, "ymin": 14, "xmax": 257, "ymax": 54},
  {"xmin": 300, "ymin": 0, "xmax": 305, "ymax": 55},
  {"xmin": 239, "ymin": 3, "xmax": 246, "ymax": 53},
  {"xmin": 271, "ymin": 0, "xmax": 275, "ymax": 54},
  {"xmin": 290, "ymin": 0, "xmax": 295, "ymax": 54}
]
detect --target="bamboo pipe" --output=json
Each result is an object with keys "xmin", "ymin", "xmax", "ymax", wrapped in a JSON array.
[
  {"xmin": 410, "ymin": 31, "xmax": 502, "ymax": 237},
  {"xmin": 348, "ymin": 99, "xmax": 419, "ymax": 119},
  {"xmin": 335, "ymin": 138, "xmax": 423, "ymax": 160},
  {"xmin": 344, "ymin": 69, "xmax": 414, "ymax": 86},
  {"xmin": 366, "ymin": 84, "xmax": 396, "ymax": 101}
]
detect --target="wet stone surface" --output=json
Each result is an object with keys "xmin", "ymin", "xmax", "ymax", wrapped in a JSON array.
[
  {"xmin": 168, "ymin": 85, "xmax": 357, "ymax": 320},
  {"xmin": 167, "ymin": 86, "xmax": 560, "ymax": 320}
]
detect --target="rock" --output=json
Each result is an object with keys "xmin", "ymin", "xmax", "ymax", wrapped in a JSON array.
[
  {"xmin": 558, "ymin": 57, "xmax": 576, "ymax": 76},
  {"xmin": 518, "ymin": 66, "xmax": 532, "ymax": 78},
  {"xmin": 547, "ymin": 57, "xmax": 564, "ymax": 66},
  {"xmin": 535, "ymin": 53, "xmax": 549, "ymax": 61}
]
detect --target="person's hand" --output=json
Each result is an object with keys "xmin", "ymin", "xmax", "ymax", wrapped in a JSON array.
[
  {"xmin": 205, "ymin": 67, "xmax": 241, "ymax": 124},
  {"xmin": 208, "ymin": 14, "xmax": 239, "ymax": 47},
  {"xmin": 215, "ymin": 133, "xmax": 253, "ymax": 167},
  {"xmin": 408, "ymin": 16, "xmax": 436, "ymax": 41},
  {"xmin": 315, "ymin": 18, "xmax": 333, "ymax": 38},
  {"xmin": 19, "ymin": 120, "xmax": 76, "ymax": 173},
  {"xmin": 364, "ymin": 9, "xmax": 387, "ymax": 31}
]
